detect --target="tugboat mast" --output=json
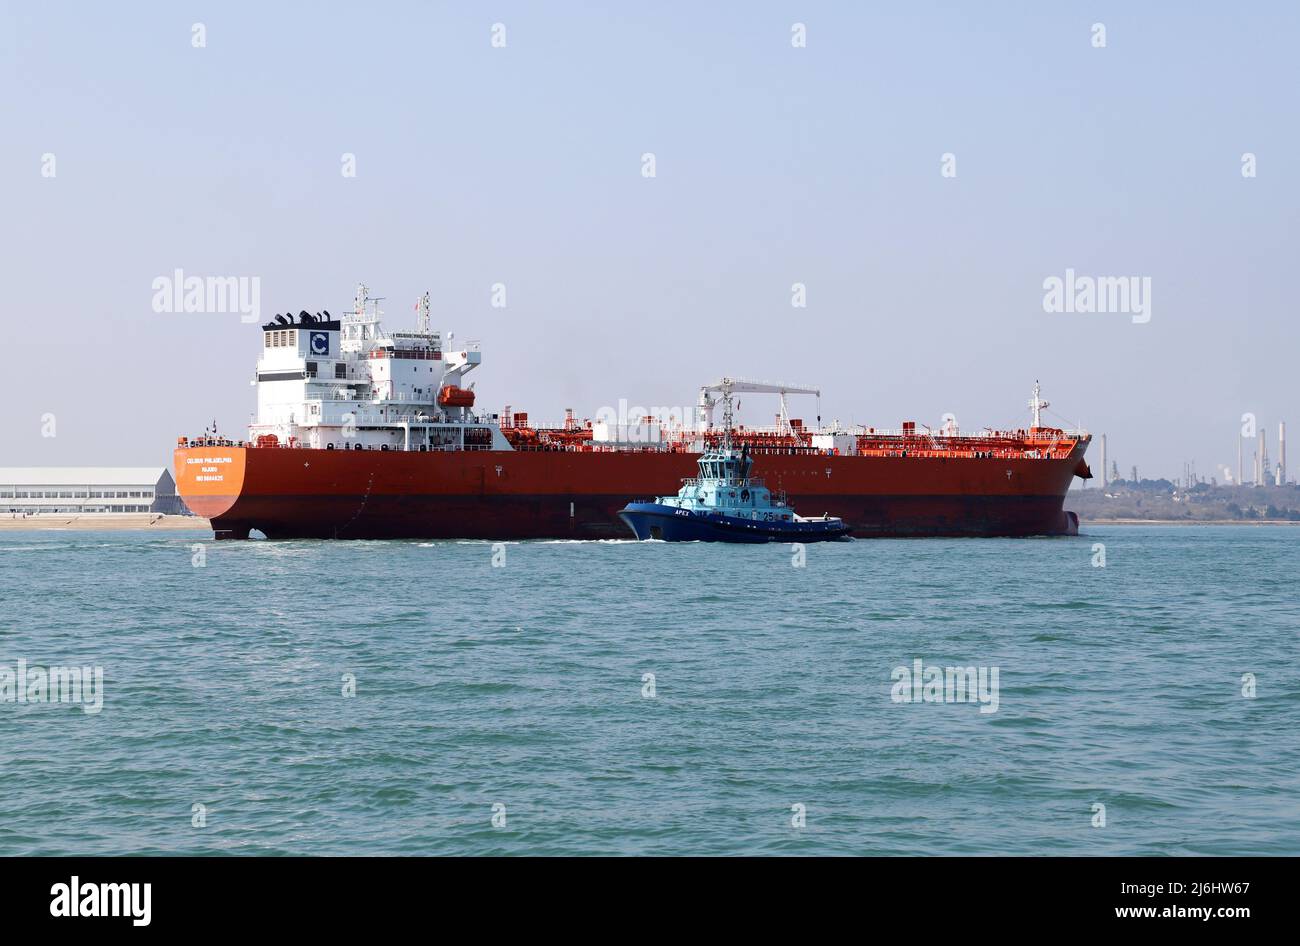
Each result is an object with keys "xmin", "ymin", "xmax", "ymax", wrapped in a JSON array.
[{"xmin": 720, "ymin": 388, "xmax": 735, "ymax": 453}]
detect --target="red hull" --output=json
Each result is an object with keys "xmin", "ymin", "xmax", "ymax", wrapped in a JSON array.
[{"xmin": 176, "ymin": 444, "xmax": 1087, "ymax": 540}]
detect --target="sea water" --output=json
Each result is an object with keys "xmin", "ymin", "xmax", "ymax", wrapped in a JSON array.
[{"xmin": 0, "ymin": 525, "xmax": 1296, "ymax": 855}]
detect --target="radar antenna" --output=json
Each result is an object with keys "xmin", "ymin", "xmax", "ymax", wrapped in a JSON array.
[{"xmin": 342, "ymin": 283, "xmax": 385, "ymax": 354}]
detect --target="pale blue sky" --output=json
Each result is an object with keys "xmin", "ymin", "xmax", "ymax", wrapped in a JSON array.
[{"xmin": 3, "ymin": 2, "xmax": 1297, "ymax": 480}]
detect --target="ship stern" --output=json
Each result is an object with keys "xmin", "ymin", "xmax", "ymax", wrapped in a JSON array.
[{"xmin": 173, "ymin": 445, "xmax": 248, "ymax": 538}]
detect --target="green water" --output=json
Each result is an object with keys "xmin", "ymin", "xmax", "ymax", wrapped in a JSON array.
[{"xmin": 0, "ymin": 525, "xmax": 1295, "ymax": 855}]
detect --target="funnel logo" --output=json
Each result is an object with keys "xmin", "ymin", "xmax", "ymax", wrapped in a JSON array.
[{"xmin": 309, "ymin": 331, "xmax": 329, "ymax": 356}]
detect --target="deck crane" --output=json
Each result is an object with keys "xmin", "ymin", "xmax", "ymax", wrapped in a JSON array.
[{"xmin": 697, "ymin": 377, "xmax": 822, "ymax": 437}]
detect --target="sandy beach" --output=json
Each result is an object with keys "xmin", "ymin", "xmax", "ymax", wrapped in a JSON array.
[{"xmin": 0, "ymin": 514, "xmax": 212, "ymax": 532}]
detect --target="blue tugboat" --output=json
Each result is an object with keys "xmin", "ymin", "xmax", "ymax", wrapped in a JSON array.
[{"xmin": 618, "ymin": 389, "xmax": 851, "ymax": 543}]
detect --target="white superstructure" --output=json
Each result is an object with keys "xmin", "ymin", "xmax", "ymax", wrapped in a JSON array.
[{"xmin": 248, "ymin": 284, "xmax": 512, "ymax": 452}]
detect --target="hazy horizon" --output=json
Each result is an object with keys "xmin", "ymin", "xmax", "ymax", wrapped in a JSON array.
[{"xmin": 3, "ymin": 2, "xmax": 1297, "ymax": 482}]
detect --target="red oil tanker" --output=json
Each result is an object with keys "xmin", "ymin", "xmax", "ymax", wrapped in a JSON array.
[{"xmin": 175, "ymin": 286, "xmax": 1091, "ymax": 540}]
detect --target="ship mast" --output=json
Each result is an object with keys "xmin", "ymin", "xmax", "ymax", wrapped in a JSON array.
[
  {"xmin": 720, "ymin": 387, "xmax": 734, "ymax": 453},
  {"xmin": 416, "ymin": 291, "xmax": 431, "ymax": 334},
  {"xmin": 1029, "ymin": 380, "xmax": 1049, "ymax": 429},
  {"xmin": 342, "ymin": 283, "xmax": 384, "ymax": 354}
]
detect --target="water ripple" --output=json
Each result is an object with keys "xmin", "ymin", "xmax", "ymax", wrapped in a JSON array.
[{"xmin": 0, "ymin": 525, "xmax": 1296, "ymax": 855}]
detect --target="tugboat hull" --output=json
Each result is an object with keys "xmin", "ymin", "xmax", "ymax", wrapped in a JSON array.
[{"xmin": 618, "ymin": 502, "xmax": 851, "ymax": 543}]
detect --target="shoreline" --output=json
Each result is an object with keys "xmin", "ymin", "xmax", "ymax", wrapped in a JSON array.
[{"xmin": 0, "ymin": 514, "xmax": 212, "ymax": 532}]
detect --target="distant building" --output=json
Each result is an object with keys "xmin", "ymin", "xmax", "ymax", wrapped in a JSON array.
[{"xmin": 0, "ymin": 468, "xmax": 187, "ymax": 515}]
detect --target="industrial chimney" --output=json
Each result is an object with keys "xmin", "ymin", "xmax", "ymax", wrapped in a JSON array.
[
  {"xmin": 1258, "ymin": 428, "xmax": 1267, "ymax": 487},
  {"xmin": 1280, "ymin": 422, "xmax": 1287, "ymax": 486}
]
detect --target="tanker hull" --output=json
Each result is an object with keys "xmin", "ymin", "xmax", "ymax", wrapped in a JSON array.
[{"xmin": 176, "ymin": 445, "xmax": 1085, "ymax": 540}]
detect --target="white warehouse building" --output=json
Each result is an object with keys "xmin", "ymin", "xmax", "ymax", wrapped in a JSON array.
[{"xmin": 0, "ymin": 468, "xmax": 186, "ymax": 515}]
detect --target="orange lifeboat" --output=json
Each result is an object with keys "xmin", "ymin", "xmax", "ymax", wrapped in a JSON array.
[{"xmin": 438, "ymin": 385, "xmax": 475, "ymax": 408}]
